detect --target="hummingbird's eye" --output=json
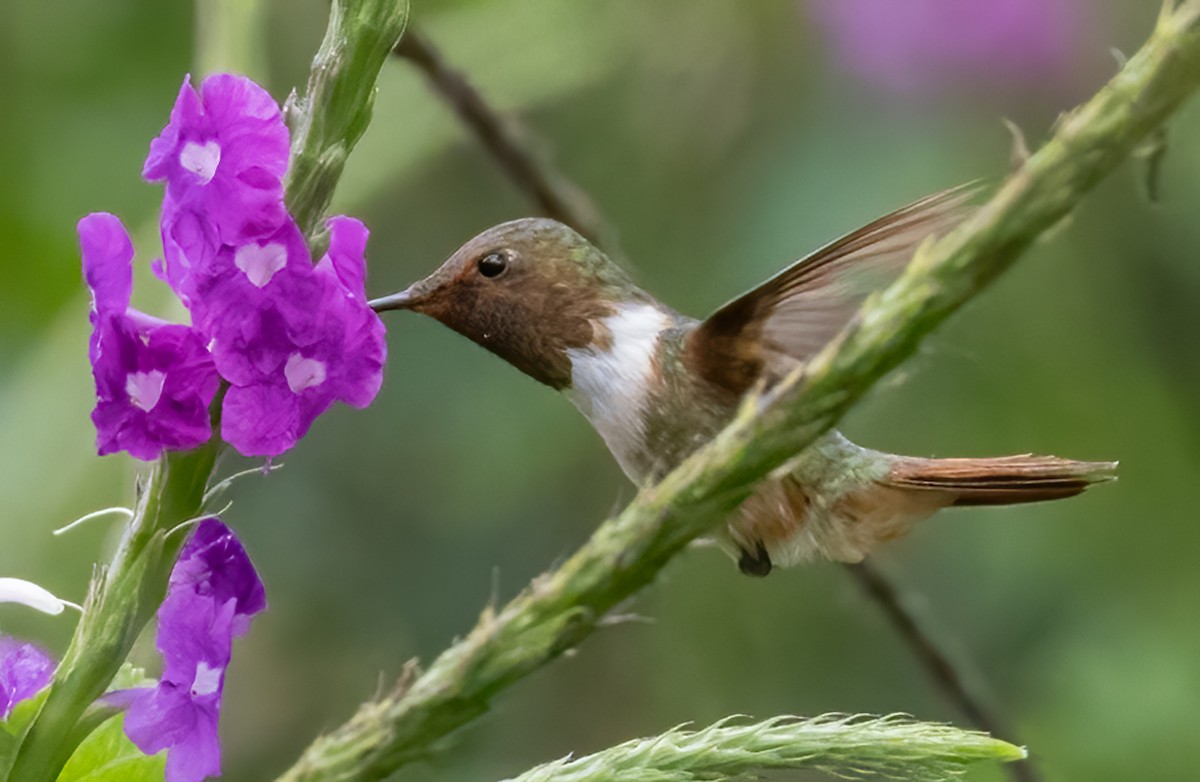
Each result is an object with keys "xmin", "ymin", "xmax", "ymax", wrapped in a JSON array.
[{"xmin": 477, "ymin": 252, "xmax": 508, "ymax": 279}]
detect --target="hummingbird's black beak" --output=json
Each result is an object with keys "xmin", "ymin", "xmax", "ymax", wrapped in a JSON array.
[{"xmin": 369, "ymin": 286, "xmax": 419, "ymax": 313}]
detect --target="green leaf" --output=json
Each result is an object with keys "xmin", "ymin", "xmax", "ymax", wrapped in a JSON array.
[
  {"xmin": 55, "ymin": 715, "xmax": 164, "ymax": 782},
  {"xmin": 0, "ymin": 689, "xmax": 50, "ymax": 770},
  {"xmin": 106, "ymin": 664, "xmax": 155, "ymax": 693}
]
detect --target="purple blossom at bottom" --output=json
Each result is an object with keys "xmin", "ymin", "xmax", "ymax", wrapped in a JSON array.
[
  {"xmin": 0, "ymin": 637, "xmax": 55, "ymax": 720},
  {"xmin": 167, "ymin": 518, "xmax": 266, "ymax": 637},
  {"xmin": 79, "ymin": 213, "xmax": 220, "ymax": 461},
  {"xmin": 119, "ymin": 519, "xmax": 264, "ymax": 782},
  {"xmin": 809, "ymin": 0, "xmax": 1083, "ymax": 95}
]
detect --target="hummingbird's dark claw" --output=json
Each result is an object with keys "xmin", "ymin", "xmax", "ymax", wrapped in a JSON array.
[{"xmin": 737, "ymin": 540, "xmax": 773, "ymax": 577}]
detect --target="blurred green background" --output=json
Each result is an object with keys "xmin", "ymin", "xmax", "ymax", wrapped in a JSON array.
[{"xmin": 1, "ymin": 1, "xmax": 1197, "ymax": 780}]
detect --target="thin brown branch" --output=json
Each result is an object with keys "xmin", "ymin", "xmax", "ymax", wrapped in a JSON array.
[
  {"xmin": 394, "ymin": 26, "xmax": 621, "ymax": 255},
  {"xmin": 393, "ymin": 23, "xmax": 1041, "ymax": 782},
  {"xmin": 847, "ymin": 560, "xmax": 1041, "ymax": 782}
]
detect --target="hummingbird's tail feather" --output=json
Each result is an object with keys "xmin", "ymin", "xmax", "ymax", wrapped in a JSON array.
[
  {"xmin": 723, "ymin": 448, "xmax": 1116, "ymax": 575},
  {"xmin": 884, "ymin": 454, "xmax": 1117, "ymax": 505}
]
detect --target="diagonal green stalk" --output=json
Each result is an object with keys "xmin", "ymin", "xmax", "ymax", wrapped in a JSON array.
[
  {"xmin": 276, "ymin": 4, "xmax": 1200, "ymax": 781},
  {"xmin": 506, "ymin": 714, "xmax": 1025, "ymax": 782},
  {"xmin": 2, "ymin": 1, "xmax": 406, "ymax": 780}
]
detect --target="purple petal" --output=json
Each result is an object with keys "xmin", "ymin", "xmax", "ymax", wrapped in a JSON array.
[
  {"xmin": 196, "ymin": 219, "xmax": 332, "ymax": 387},
  {"xmin": 221, "ymin": 381, "xmax": 302, "ymax": 457},
  {"xmin": 321, "ymin": 216, "xmax": 370, "ymax": 302},
  {"xmin": 164, "ymin": 705, "xmax": 221, "ymax": 782},
  {"xmin": 123, "ymin": 682, "xmax": 201, "ymax": 756},
  {"xmin": 0, "ymin": 636, "xmax": 56, "ymax": 719},
  {"xmin": 90, "ymin": 320, "xmax": 219, "ymax": 462},
  {"xmin": 121, "ymin": 519, "xmax": 264, "ymax": 781},
  {"xmin": 126, "ymin": 595, "xmax": 230, "ymax": 781},
  {"xmin": 143, "ymin": 74, "xmax": 290, "ymax": 246},
  {"xmin": 124, "ymin": 680, "xmax": 222, "ymax": 782},
  {"xmin": 171, "ymin": 519, "xmax": 266, "ymax": 634},
  {"xmin": 78, "ymin": 213, "xmax": 133, "ymax": 318},
  {"xmin": 143, "ymin": 75, "xmax": 201, "ymax": 182},
  {"xmin": 158, "ymin": 198, "xmax": 221, "ymax": 309},
  {"xmin": 156, "ymin": 591, "xmax": 234, "ymax": 686}
]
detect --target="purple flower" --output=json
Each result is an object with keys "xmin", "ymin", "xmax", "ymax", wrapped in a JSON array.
[
  {"xmin": 124, "ymin": 593, "xmax": 233, "ymax": 782},
  {"xmin": 144, "ymin": 75, "xmax": 289, "ymax": 246},
  {"xmin": 167, "ymin": 518, "xmax": 267, "ymax": 637},
  {"xmin": 0, "ymin": 637, "xmax": 55, "ymax": 719},
  {"xmin": 191, "ymin": 218, "xmax": 327, "ymax": 385},
  {"xmin": 217, "ymin": 217, "xmax": 386, "ymax": 457},
  {"xmin": 810, "ymin": 0, "xmax": 1083, "ymax": 95},
  {"xmin": 122, "ymin": 519, "xmax": 264, "ymax": 782},
  {"xmin": 85, "ymin": 71, "xmax": 387, "ymax": 462},
  {"xmin": 154, "ymin": 198, "xmax": 221, "ymax": 311},
  {"xmin": 79, "ymin": 213, "xmax": 220, "ymax": 461}
]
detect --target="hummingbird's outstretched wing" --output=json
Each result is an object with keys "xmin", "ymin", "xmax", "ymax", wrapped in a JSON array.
[{"xmin": 687, "ymin": 186, "xmax": 974, "ymax": 396}]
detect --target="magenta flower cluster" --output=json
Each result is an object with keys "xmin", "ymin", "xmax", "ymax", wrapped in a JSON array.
[
  {"xmin": 81, "ymin": 74, "xmax": 386, "ymax": 459},
  {"xmin": 113, "ymin": 518, "xmax": 265, "ymax": 782}
]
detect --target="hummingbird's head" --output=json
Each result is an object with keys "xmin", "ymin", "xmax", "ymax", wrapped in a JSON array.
[{"xmin": 372, "ymin": 218, "xmax": 638, "ymax": 389}]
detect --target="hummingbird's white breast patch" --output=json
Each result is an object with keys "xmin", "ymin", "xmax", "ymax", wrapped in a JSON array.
[{"xmin": 566, "ymin": 302, "xmax": 670, "ymax": 481}]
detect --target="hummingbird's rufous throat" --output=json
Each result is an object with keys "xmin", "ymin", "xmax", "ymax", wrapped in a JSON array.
[{"xmin": 372, "ymin": 187, "xmax": 1116, "ymax": 576}]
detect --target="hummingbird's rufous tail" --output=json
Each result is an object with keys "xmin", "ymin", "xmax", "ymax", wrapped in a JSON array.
[{"xmin": 884, "ymin": 454, "xmax": 1117, "ymax": 505}]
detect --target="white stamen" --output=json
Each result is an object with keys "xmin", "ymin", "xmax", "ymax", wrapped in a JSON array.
[
  {"xmin": 0, "ymin": 578, "xmax": 71, "ymax": 615},
  {"xmin": 566, "ymin": 303, "xmax": 670, "ymax": 481},
  {"xmin": 234, "ymin": 242, "xmax": 288, "ymax": 288},
  {"xmin": 53, "ymin": 506, "xmax": 134, "ymax": 536},
  {"xmin": 191, "ymin": 661, "xmax": 224, "ymax": 697},
  {"xmin": 202, "ymin": 463, "xmax": 283, "ymax": 507},
  {"xmin": 126, "ymin": 370, "xmax": 166, "ymax": 412},
  {"xmin": 165, "ymin": 501, "xmax": 232, "ymax": 540},
  {"xmin": 179, "ymin": 140, "xmax": 221, "ymax": 184},
  {"xmin": 284, "ymin": 353, "xmax": 326, "ymax": 394}
]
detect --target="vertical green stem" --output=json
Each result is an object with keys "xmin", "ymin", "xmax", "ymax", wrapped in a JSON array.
[
  {"xmin": 4, "ymin": 443, "xmax": 219, "ymax": 782},
  {"xmin": 284, "ymin": 0, "xmax": 409, "ymax": 243}
]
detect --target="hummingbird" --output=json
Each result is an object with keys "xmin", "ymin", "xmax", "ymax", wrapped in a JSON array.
[{"xmin": 371, "ymin": 188, "xmax": 1115, "ymax": 576}]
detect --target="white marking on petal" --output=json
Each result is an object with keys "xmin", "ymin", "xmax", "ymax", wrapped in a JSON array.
[
  {"xmin": 566, "ymin": 303, "xmax": 670, "ymax": 480},
  {"xmin": 126, "ymin": 370, "xmax": 166, "ymax": 412},
  {"xmin": 284, "ymin": 353, "xmax": 327, "ymax": 394},
  {"xmin": 191, "ymin": 661, "xmax": 224, "ymax": 697},
  {"xmin": 0, "ymin": 578, "xmax": 68, "ymax": 616},
  {"xmin": 234, "ymin": 242, "xmax": 288, "ymax": 288},
  {"xmin": 179, "ymin": 140, "xmax": 221, "ymax": 184}
]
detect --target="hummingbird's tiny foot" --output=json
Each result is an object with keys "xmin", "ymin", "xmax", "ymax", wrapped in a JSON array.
[{"xmin": 737, "ymin": 541, "xmax": 773, "ymax": 577}]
